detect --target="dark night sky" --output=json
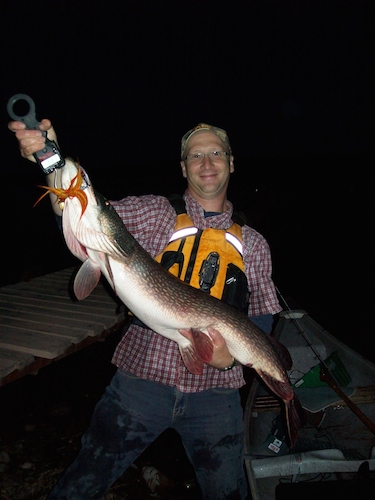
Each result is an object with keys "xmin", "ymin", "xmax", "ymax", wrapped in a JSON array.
[{"xmin": 1, "ymin": 0, "xmax": 375, "ymax": 359}]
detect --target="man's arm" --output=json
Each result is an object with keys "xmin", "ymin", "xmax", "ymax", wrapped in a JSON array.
[{"xmin": 8, "ymin": 118, "xmax": 64, "ymax": 216}]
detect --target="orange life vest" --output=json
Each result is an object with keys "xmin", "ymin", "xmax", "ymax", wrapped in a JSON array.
[{"xmin": 155, "ymin": 199, "xmax": 250, "ymax": 313}]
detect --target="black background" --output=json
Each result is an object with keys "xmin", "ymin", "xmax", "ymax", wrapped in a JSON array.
[{"xmin": 1, "ymin": 0, "xmax": 374, "ymax": 361}]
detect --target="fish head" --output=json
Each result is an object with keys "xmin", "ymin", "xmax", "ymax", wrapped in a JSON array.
[
  {"xmin": 61, "ymin": 159, "xmax": 134, "ymax": 264},
  {"xmin": 60, "ymin": 158, "xmax": 102, "ymax": 227}
]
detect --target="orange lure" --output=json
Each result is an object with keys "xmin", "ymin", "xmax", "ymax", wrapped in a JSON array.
[{"xmin": 34, "ymin": 167, "xmax": 88, "ymax": 215}]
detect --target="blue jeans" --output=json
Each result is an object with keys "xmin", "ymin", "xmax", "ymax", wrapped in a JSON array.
[{"xmin": 47, "ymin": 370, "xmax": 248, "ymax": 499}]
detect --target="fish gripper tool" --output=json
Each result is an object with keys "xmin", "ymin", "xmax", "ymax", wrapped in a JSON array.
[{"xmin": 7, "ymin": 93, "xmax": 65, "ymax": 174}]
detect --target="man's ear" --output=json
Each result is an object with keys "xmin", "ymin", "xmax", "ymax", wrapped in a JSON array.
[
  {"xmin": 229, "ymin": 155, "xmax": 235, "ymax": 173},
  {"xmin": 180, "ymin": 160, "xmax": 187, "ymax": 178}
]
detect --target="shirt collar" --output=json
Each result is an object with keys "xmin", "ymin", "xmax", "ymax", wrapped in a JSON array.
[{"xmin": 182, "ymin": 190, "xmax": 234, "ymax": 230}]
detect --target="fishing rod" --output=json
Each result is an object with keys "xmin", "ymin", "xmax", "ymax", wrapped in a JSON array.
[
  {"xmin": 276, "ymin": 286, "xmax": 375, "ymax": 437},
  {"xmin": 275, "ymin": 286, "xmax": 332, "ymax": 373}
]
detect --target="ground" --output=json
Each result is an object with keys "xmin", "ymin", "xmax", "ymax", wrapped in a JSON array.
[{"xmin": 0, "ymin": 332, "xmax": 207, "ymax": 500}]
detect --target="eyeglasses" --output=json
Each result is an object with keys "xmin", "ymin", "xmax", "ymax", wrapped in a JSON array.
[{"xmin": 184, "ymin": 151, "xmax": 230, "ymax": 163}]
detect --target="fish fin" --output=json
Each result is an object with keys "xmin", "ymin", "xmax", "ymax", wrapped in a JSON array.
[
  {"xmin": 268, "ymin": 336, "xmax": 293, "ymax": 371},
  {"xmin": 256, "ymin": 369, "xmax": 305, "ymax": 448},
  {"xmin": 284, "ymin": 394, "xmax": 306, "ymax": 448},
  {"xmin": 179, "ymin": 343, "xmax": 205, "ymax": 375},
  {"xmin": 256, "ymin": 369, "xmax": 295, "ymax": 402},
  {"xmin": 73, "ymin": 259, "xmax": 102, "ymax": 300},
  {"xmin": 179, "ymin": 328, "xmax": 214, "ymax": 363},
  {"xmin": 62, "ymin": 204, "xmax": 89, "ymax": 261}
]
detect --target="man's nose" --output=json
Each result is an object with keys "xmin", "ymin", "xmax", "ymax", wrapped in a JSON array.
[{"xmin": 200, "ymin": 154, "xmax": 214, "ymax": 167}]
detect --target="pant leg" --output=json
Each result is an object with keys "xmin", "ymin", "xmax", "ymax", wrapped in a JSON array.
[
  {"xmin": 173, "ymin": 387, "xmax": 249, "ymax": 500},
  {"xmin": 47, "ymin": 370, "xmax": 174, "ymax": 499}
]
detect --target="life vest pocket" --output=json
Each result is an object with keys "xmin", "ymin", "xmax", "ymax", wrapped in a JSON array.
[{"xmin": 222, "ymin": 263, "xmax": 250, "ymax": 314}]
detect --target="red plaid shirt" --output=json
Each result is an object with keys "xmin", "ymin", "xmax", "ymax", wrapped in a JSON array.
[{"xmin": 111, "ymin": 190, "xmax": 281, "ymax": 392}]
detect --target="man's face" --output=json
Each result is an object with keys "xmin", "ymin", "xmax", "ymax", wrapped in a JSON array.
[{"xmin": 180, "ymin": 131, "xmax": 234, "ymax": 201}]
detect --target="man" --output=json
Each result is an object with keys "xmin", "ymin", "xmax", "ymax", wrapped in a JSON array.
[{"xmin": 9, "ymin": 119, "xmax": 282, "ymax": 499}]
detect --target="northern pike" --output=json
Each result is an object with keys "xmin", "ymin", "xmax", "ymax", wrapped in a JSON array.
[{"xmin": 39, "ymin": 158, "xmax": 304, "ymax": 446}]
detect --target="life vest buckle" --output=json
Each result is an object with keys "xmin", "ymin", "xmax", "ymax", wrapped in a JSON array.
[{"xmin": 199, "ymin": 252, "xmax": 220, "ymax": 293}]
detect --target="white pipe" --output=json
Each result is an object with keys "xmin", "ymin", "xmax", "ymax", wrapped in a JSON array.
[{"xmin": 249, "ymin": 448, "xmax": 375, "ymax": 479}]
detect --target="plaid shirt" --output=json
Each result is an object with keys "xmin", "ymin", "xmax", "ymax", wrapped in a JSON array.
[{"xmin": 111, "ymin": 190, "xmax": 282, "ymax": 392}]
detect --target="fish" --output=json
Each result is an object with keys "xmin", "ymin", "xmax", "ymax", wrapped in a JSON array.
[{"xmin": 38, "ymin": 158, "xmax": 304, "ymax": 447}]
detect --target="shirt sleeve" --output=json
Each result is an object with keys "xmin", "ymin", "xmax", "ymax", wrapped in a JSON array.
[
  {"xmin": 242, "ymin": 225, "xmax": 282, "ymax": 316},
  {"xmin": 109, "ymin": 195, "xmax": 176, "ymax": 256}
]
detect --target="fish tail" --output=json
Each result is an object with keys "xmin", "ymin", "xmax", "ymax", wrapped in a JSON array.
[{"xmin": 285, "ymin": 394, "xmax": 306, "ymax": 448}]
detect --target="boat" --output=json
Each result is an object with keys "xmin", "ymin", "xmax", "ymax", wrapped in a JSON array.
[{"xmin": 244, "ymin": 309, "xmax": 375, "ymax": 499}]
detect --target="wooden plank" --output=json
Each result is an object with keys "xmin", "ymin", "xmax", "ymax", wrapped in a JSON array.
[
  {"xmin": 0, "ymin": 308, "xmax": 101, "ymax": 337},
  {"xmin": 0, "ymin": 348, "xmax": 35, "ymax": 379},
  {"xmin": 253, "ymin": 395, "xmax": 281, "ymax": 413},
  {"xmin": 0, "ymin": 327, "xmax": 71, "ymax": 359},
  {"xmin": 1, "ymin": 278, "xmax": 113, "ymax": 296},
  {"xmin": 0, "ymin": 300, "xmax": 116, "ymax": 330},
  {"xmin": 0, "ymin": 316, "xmax": 87, "ymax": 343},
  {"xmin": 0, "ymin": 291, "xmax": 115, "ymax": 318},
  {"xmin": 0, "ymin": 284, "xmax": 119, "ymax": 308},
  {"xmin": 0, "ymin": 319, "xmax": 126, "ymax": 387},
  {"xmin": 0, "ymin": 267, "xmax": 124, "ymax": 385},
  {"xmin": 4, "ymin": 270, "xmax": 122, "ymax": 311},
  {"xmin": 253, "ymin": 386, "xmax": 375, "ymax": 414},
  {"xmin": 9, "ymin": 268, "xmax": 74, "ymax": 289},
  {"xmin": 0, "ymin": 287, "xmax": 117, "ymax": 310},
  {"xmin": 337, "ymin": 386, "xmax": 375, "ymax": 406}
]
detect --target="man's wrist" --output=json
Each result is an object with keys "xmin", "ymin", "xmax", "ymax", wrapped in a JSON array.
[{"xmin": 218, "ymin": 357, "xmax": 236, "ymax": 371}]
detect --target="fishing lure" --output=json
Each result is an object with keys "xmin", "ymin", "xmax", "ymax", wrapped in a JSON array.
[{"xmin": 34, "ymin": 167, "xmax": 88, "ymax": 215}]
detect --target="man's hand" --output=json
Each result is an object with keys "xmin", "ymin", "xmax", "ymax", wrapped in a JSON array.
[
  {"xmin": 179, "ymin": 326, "xmax": 234, "ymax": 370},
  {"xmin": 8, "ymin": 118, "xmax": 64, "ymax": 215},
  {"xmin": 206, "ymin": 326, "xmax": 234, "ymax": 370},
  {"xmin": 8, "ymin": 119, "xmax": 57, "ymax": 162}
]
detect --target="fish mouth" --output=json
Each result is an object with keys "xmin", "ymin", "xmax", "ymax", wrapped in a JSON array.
[{"xmin": 79, "ymin": 168, "xmax": 91, "ymax": 191}]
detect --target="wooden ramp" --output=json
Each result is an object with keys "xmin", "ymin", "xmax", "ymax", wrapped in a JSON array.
[{"xmin": 0, "ymin": 267, "xmax": 125, "ymax": 386}]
